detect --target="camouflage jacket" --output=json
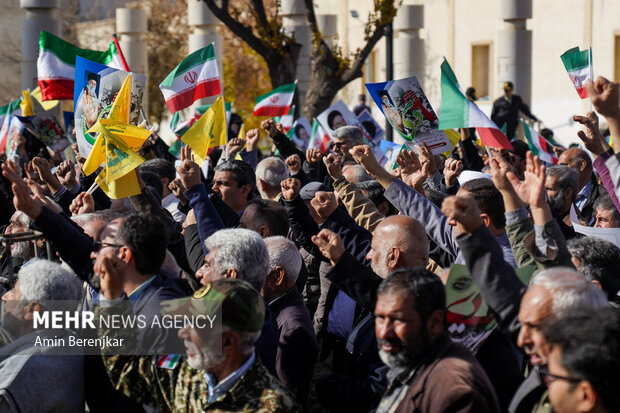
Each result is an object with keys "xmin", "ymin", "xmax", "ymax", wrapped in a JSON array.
[{"xmin": 103, "ymin": 352, "xmax": 302, "ymax": 412}]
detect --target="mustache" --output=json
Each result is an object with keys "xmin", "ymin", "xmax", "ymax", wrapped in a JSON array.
[{"xmin": 378, "ymin": 337, "xmax": 405, "ymax": 349}]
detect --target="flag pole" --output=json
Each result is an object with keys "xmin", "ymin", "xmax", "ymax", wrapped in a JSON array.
[
  {"xmin": 212, "ymin": 42, "xmax": 229, "ymax": 161},
  {"xmin": 588, "ymin": 46, "xmax": 593, "ymax": 112},
  {"xmin": 113, "ymin": 33, "xmax": 149, "ymax": 126}
]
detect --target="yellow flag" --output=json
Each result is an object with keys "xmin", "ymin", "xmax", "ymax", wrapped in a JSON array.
[
  {"xmin": 30, "ymin": 87, "xmax": 59, "ymax": 111},
  {"xmin": 94, "ymin": 168, "xmax": 141, "ymax": 199},
  {"xmin": 108, "ymin": 74, "xmax": 132, "ymax": 123},
  {"xmin": 182, "ymin": 95, "xmax": 227, "ymax": 166},
  {"xmin": 90, "ymin": 119, "xmax": 151, "ymax": 151},
  {"xmin": 20, "ymin": 90, "xmax": 34, "ymax": 116},
  {"xmin": 235, "ymin": 124, "xmax": 245, "ymax": 160},
  {"xmin": 83, "ymin": 132, "xmax": 107, "ymax": 176},
  {"xmin": 102, "ymin": 128, "xmax": 145, "ymax": 183},
  {"xmin": 83, "ymin": 75, "xmax": 136, "ymax": 175},
  {"xmin": 443, "ymin": 129, "xmax": 461, "ymax": 157},
  {"xmin": 84, "ymin": 119, "xmax": 151, "ymax": 176}
]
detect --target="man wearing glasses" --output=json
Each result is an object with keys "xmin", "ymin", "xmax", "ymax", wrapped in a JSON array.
[{"xmin": 540, "ymin": 308, "xmax": 620, "ymax": 413}]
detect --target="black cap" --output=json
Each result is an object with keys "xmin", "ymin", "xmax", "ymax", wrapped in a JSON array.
[
  {"xmin": 300, "ymin": 182, "xmax": 331, "ymax": 200},
  {"xmin": 504, "ymin": 81, "xmax": 514, "ymax": 91}
]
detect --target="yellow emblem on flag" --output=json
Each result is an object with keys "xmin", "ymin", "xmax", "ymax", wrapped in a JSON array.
[{"xmin": 181, "ymin": 95, "xmax": 227, "ymax": 166}]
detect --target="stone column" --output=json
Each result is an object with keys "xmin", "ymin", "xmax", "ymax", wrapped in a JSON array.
[
  {"xmin": 394, "ymin": 5, "xmax": 424, "ymax": 83},
  {"xmin": 317, "ymin": 14, "xmax": 338, "ymax": 49},
  {"xmin": 20, "ymin": 0, "xmax": 60, "ymax": 90},
  {"xmin": 116, "ymin": 8, "xmax": 148, "ymax": 112},
  {"xmin": 281, "ymin": 0, "xmax": 311, "ymax": 109},
  {"xmin": 188, "ymin": 0, "xmax": 222, "ymax": 75},
  {"xmin": 497, "ymin": 0, "xmax": 532, "ymax": 103}
]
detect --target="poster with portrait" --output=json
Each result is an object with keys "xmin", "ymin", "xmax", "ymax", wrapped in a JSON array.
[
  {"xmin": 316, "ymin": 100, "xmax": 373, "ymax": 141},
  {"xmin": 290, "ymin": 116, "xmax": 312, "ymax": 150},
  {"xmin": 445, "ymin": 264, "xmax": 536, "ymax": 354},
  {"xmin": 357, "ymin": 109, "xmax": 385, "ymax": 142},
  {"xmin": 366, "ymin": 76, "xmax": 452, "ymax": 155},
  {"xmin": 74, "ymin": 56, "xmax": 146, "ymax": 158},
  {"xmin": 30, "ymin": 113, "xmax": 70, "ymax": 152}
]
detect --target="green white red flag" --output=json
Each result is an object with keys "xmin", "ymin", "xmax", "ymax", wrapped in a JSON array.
[
  {"xmin": 308, "ymin": 118, "xmax": 331, "ymax": 154},
  {"xmin": 438, "ymin": 58, "xmax": 512, "ymax": 150},
  {"xmin": 522, "ymin": 121, "xmax": 558, "ymax": 165},
  {"xmin": 159, "ymin": 44, "xmax": 221, "ymax": 114},
  {"xmin": 253, "ymin": 82, "xmax": 296, "ymax": 117},
  {"xmin": 0, "ymin": 100, "xmax": 22, "ymax": 154},
  {"xmin": 37, "ymin": 31, "xmax": 123, "ymax": 101},
  {"xmin": 560, "ymin": 47, "xmax": 593, "ymax": 99}
]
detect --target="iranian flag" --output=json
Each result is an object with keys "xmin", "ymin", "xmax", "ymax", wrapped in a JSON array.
[
  {"xmin": 522, "ymin": 121, "xmax": 558, "ymax": 165},
  {"xmin": 0, "ymin": 100, "xmax": 22, "ymax": 153},
  {"xmin": 159, "ymin": 44, "xmax": 221, "ymax": 114},
  {"xmin": 253, "ymin": 82, "xmax": 296, "ymax": 117},
  {"xmin": 308, "ymin": 118, "xmax": 331, "ymax": 154},
  {"xmin": 560, "ymin": 47, "xmax": 593, "ymax": 99},
  {"xmin": 37, "ymin": 31, "xmax": 124, "ymax": 101},
  {"xmin": 438, "ymin": 58, "xmax": 512, "ymax": 150}
]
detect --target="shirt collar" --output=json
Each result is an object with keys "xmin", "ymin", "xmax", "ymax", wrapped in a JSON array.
[{"xmin": 204, "ymin": 351, "xmax": 255, "ymax": 404}]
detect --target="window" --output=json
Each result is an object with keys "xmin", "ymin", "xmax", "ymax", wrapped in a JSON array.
[{"xmin": 472, "ymin": 44, "xmax": 490, "ymax": 99}]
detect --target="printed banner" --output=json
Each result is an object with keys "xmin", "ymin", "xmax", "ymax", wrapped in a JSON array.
[
  {"xmin": 366, "ymin": 75, "xmax": 452, "ymax": 155},
  {"xmin": 316, "ymin": 100, "xmax": 372, "ymax": 140},
  {"xmin": 74, "ymin": 56, "xmax": 146, "ymax": 159}
]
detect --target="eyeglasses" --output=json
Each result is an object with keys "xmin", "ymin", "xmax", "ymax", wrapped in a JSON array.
[
  {"xmin": 332, "ymin": 141, "xmax": 350, "ymax": 149},
  {"xmin": 538, "ymin": 367, "xmax": 582, "ymax": 388},
  {"xmin": 92, "ymin": 241, "xmax": 124, "ymax": 252}
]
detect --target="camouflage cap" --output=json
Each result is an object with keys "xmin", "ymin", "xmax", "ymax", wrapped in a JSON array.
[{"xmin": 162, "ymin": 279, "xmax": 265, "ymax": 333}]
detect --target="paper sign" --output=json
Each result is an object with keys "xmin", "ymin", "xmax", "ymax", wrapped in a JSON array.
[
  {"xmin": 74, "ymin": 56, "xmax": 146, "ymax": 158},
  {"xmin": 357, "ymin": 109, "xmax": 385, "ymax": 142},
  {"xmin": 290, "ymin": 116, "xmax": 312, "ymax": 150},
  {"xmin": 366, "ymin": 75, "xmax": 452, "ymax": 155}
]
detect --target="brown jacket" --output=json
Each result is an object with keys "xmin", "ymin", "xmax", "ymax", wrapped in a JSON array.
[{"xmin": 377, "ymin": 334, "xmax": 500, "ymax": 413}]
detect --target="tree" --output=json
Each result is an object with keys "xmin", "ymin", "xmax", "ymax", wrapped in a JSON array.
[{"xmin": 201, "ymin": 0, "xmax": 400, "ymax": 119}]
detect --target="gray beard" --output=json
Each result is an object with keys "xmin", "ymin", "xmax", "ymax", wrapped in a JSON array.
[{"xmin": 10, "ymin": 241, "xmax": 31, "ymax": 260}]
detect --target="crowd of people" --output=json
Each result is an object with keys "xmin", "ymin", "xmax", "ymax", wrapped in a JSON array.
[{"xmin": 0, "ymin": 76, "xmax": 620, "ymax": 413}]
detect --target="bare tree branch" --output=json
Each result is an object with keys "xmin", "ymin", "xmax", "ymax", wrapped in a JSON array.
[
  {"xmin": 341, "ymin": 23, "xmax": 388, "ymax": 85},
  {"xmin": 250, "ymin": 0, "xmax": 269, "ymax": 29},
  {"xmin": 203, "ymin": 0, "xmax": 272, "ymax": 58}
]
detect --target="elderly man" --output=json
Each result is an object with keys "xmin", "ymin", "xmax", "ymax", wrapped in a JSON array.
[
  {"xmin": 1, "ymin": 211, "xmax": 34, "ymax": 279},
  {"xmin": 263, "ymin": 236, "xmax": 317, "ymax": 406},
  {"xmin": 255, "ymin": 157, "xmax": 289, "ymax": 201},
  {"xmin": 545, "ymin": 165, "xmax": 579, "ymax": 221},
  {"xmin": 332, "ymin": 126, "xmax": 365, "ymax": 164},
  {"xmin": 212, "ymin": 160, "xmax": 255, "ymax": 214},
  {"xmin": 195, "ymin": 228, "xmax": 279, "ymax": 376},
  {"xmin": 567, "ymin": 236, "xmax": 620, "ymax": 304},
  {"xmin": 0, "ymin": 259, "xmax": 84, "ymax": 412},
  {"xmin": 374, "ymin": 268, "xmax": 500, "ymax": 412},
  {"xmin": 443, "ymin": 194, "xmax": 608, "ymax": 413},
  {"xmin": 100, "ymin": 277, "xmax": 300, "ymax": 412},
  {"xmin": 558, "ymin": 147, "xmax": 606, "ymax": 224},
  {"xmin": 593, "ymin": 194, "xmax": 620, "ymax": 227},
  {"xmin": 541, "ymin": 308, "xmax": 620, "ymax": 413}
]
